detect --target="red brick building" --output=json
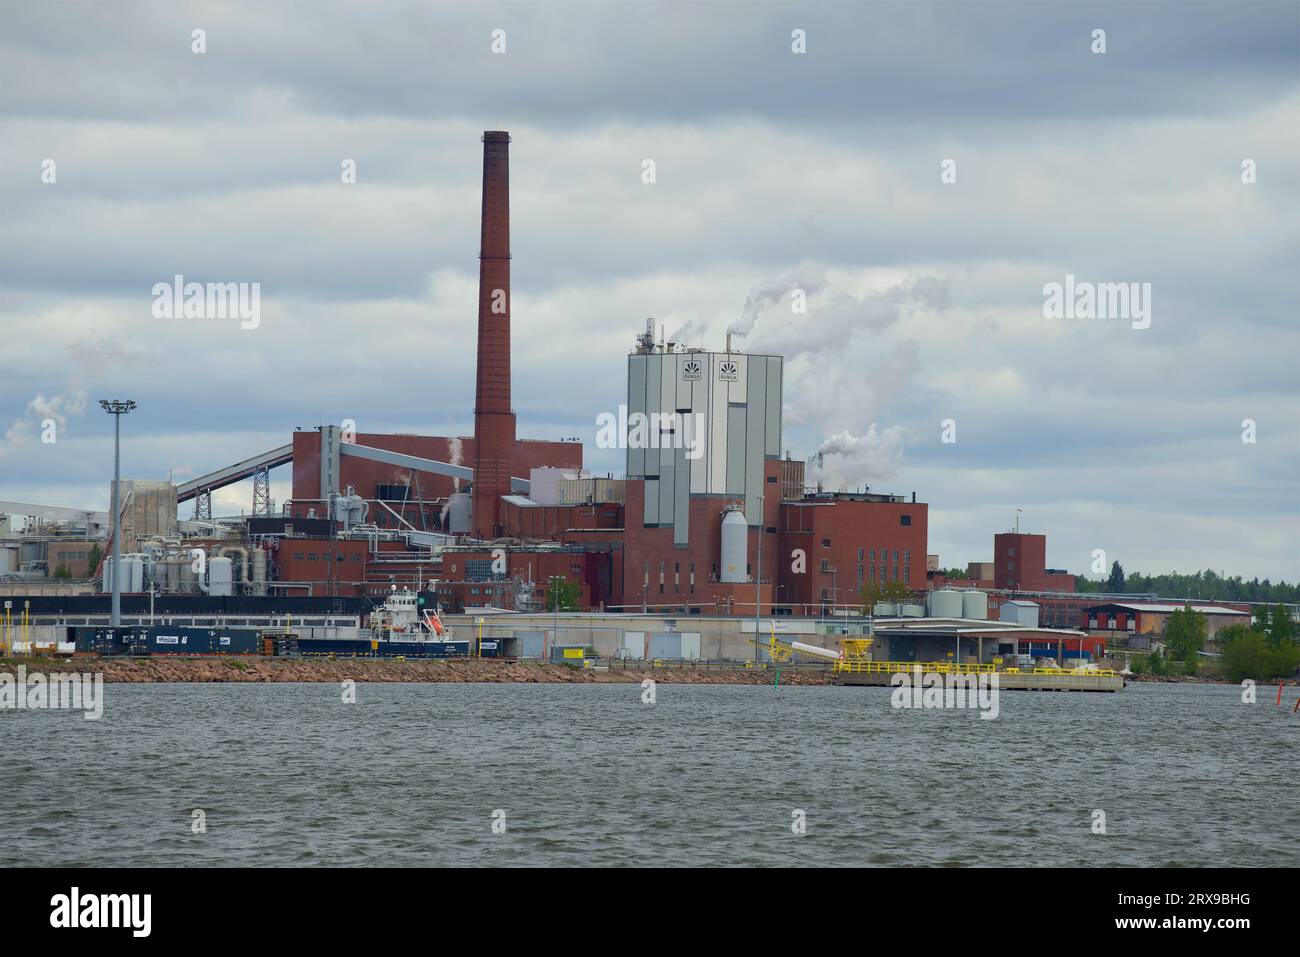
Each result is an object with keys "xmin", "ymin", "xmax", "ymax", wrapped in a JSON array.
[
  {"xmin": 779, "ymin": 492, "xmax": 929, "ymax": 609},
  {"xmin": 993, "ymin": 532, "xmax": 1075, "ymax": 592}
]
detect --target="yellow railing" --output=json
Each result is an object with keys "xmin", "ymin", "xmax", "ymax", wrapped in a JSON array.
[
  {"xmin": 833, "ymin": 660, "xmax": 996, "ymax": 675},
  {"xmin": 834, "ymin": 660, "xmax": 1118, "ymax": 678}
]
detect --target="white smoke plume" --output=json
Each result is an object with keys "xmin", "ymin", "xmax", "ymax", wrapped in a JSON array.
[
  {"xmin": 447, "ymin": 437, "xmax": 464, "ymax": 491},
  {"xmin": 808, "ymin": 426, "xmax": 906, "ymax": 490},
  {"xmin": 0, "ymin": 391, "xmax": 88, "ymax": 459},
  {"xmin": 728, "ymin": 274, "xmax": 827, "ymax": 338}
]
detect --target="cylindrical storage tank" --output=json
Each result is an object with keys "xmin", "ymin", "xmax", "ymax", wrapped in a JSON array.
[
  {"xmin": 208, "ymin": 557, "xmax": 234, "ymax": 597},
  {"xmin": 102, "ymin": 556, "xmax": 134, "ymax": 593},
  {"xmin": 961, "ymin": 590, "xmax": 988, "ymax": 620},
  {"xmin": 928, "ymin": 589, "xmax": 963, "ymax": 618},
  {"xmin": 448, "ymin": 493, "xmax": 471, "ymax": 534},
  {"xmin": 900, "ymin": 604, "xmax": 925, "ymax": 617},
  {"xmin": 720, "ymin": 508, "xmax": 748, "ymax": 583},
  {"xmin": 127, "ymin": 557, "xmax": 144, "ymax": 592},
  {"xmin": 177, "ymin": 553, "xmax": 197, "ymax": 594},
  {"xmin": 873, "ymin": 602, "xmax": 897, "ymax": 617},
  {"xmin": 253, "ymin": 548, "xmax": 267, "ymax": 597}
]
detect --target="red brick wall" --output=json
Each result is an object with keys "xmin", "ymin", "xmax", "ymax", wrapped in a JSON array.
[
  {"xmin": 777, "ymin": 497, "xmax": 928, "ymax": 608},
  {"xmin": 991, "ymin": 534, "xmax": 1076, "ymax": 593}
]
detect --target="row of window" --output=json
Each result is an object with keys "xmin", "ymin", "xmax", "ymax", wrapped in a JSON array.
[
  {"xmin": 644, "ymin": 560, "xmax": 700, "ymax": 595},
  {"xmin": 854, "ymin": 547, "xmax": 910, "ymax": 563},
  {"xmin": 292, "ymin": 552, "xmax": 363, "ymax": 562}
]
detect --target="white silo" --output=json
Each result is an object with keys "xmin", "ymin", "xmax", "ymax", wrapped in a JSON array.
[
  {"xmin": 176, "ymin": 551, "xmax": 198, "ymax": 594},
  {"xmin": 252, "ymin": 547, "xmax": 267, "ymax": 596},
  {"xmin": 126, "ymin": 556, "xmax": 145, "ymax": 593},
  {"xmin": 208, "ymin": 556, "xmax": 234, "ymax": 597},
  {"xmin": 101, "ymin": 555, "xmax": 141, "ymax": 593},
  {"xmin": 928, "ymin": 589, "xmax": 963, "ymax": 618},
  {"xmin": 961, "ymin": 590, "xmax": 988, "ymax": 620},
  {"xmin": 448, "ymin": 493, "xmax": 471, "ymax": 534},
  {"xmin": 720, "ymin": 508, "xmax": 748, "ymax": 583}
]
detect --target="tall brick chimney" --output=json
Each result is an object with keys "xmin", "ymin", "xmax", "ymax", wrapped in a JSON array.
[{"xmin": 471, "ymin": 131, "xmax": 516, "ymax": 539}]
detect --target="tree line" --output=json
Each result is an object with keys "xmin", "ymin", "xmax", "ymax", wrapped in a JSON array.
[
  {"xmin": 1131, "ymin": 604, "xmax": 1300, "ymax": 681},
  {"xmin": 1075, "ymin": 562, "xmax": 1300, "ymax": 604}
]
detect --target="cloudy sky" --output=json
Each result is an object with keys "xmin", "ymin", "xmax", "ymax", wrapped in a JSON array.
[{"xmin": 1, "ymin": 1, "xmax": 1296, "ymax": 580}]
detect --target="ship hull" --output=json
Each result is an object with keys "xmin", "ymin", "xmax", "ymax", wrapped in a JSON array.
[{"xmin": 296, "ymin": 638, "xmax": 480, "ymax": 658}]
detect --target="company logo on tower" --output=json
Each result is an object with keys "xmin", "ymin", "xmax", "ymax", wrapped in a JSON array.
[
  {"xmin": 719, "ymin": 360, "xmax": 739, "ymax": 382},
  {"xmin": 681, "ymin": 360, "xmax": 702, "ymax": 381}
]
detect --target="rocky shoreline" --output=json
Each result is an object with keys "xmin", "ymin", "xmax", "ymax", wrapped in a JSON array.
[
  {"xmin": 0, "ymin": 657, "xmax": 828, "ymax": 685},
  {"xmin": 1124, "ymin": 672, "xmax": 1299, "ymax": 686}
]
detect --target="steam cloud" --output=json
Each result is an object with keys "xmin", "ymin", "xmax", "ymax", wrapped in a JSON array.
[{"xmin": 808, "ymin": 426, "xmax": 906, "ymax": 490}]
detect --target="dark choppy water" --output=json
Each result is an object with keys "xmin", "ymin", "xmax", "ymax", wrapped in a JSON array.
[{"xmin": 2, "ymin": 680, "xmax": 1296, "ymax": 867}]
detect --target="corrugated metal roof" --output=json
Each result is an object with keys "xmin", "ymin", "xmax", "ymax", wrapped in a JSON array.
[
  {"xmin": 1088, "ymin": 602, "xmax": 1248, "ymax": 615},
  {"xmin": 501, "ymin": 495, "xmax": 538, "ymax": 507}
]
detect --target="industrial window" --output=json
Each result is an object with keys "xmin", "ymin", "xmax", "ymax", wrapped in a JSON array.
[
  {"xmin": 820, "ymin": 559, "xmax": 830, "ymax": 572},
  {"xmin": 857, "ymin": 563, "xmax": 864, "ymax": 584},
  {"xmin": 822, "ymin": 538, "xmax": 831, "ymax": 548},
  {"xmin": 900, "ymin": 515, "xmax": 911, "ymax": 526},
  {"xmin": 857, "ymin": 547, "xmax": 864, "ymax": 561},
  {"xmin": 308, "ymin": 553, "xmax": 317, "ymax": 561},
  {"xmin": 869, "ymin": 548, "xmax": 876, "ymax": 562},
  {"xmin": 1008, "ymin": 547, "xmax": 1016, "ymax": 556},
  {"xmin": 904, "ymin": 550, "xmax": 910, "ymax": 562},
  {"xmin": 870, "ymin": 565, "xmax": 875, "ymax": 580},
  {"xmin": 892, "ymin": 550, "xmax": 899, "ymax": 562},
  {"xmin": 293, "ymin": 552, "xmax": 304, "ymax": 561},
  {"xmin": 892, "ymin": 565, "xmax": 899, "ymax": 581},
  {"xmin": 904, "ymin": 565, "xmax": 910, "ymax": 581},
  {"xmin": 766, "ymin": 476, "xmax": 777, "ymax": 483}
]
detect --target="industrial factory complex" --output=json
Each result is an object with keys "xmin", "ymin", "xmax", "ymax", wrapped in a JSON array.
[{"xmin": 0, "ymin": 132, "xmax": 1255, "ymax": 666}]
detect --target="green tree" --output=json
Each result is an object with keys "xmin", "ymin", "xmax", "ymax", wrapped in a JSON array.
[
  {"xmin": 1220, "ymin": 628, "xmax": 1300, "ymax": 682},
  {"xmin": 1254, "ymin": 604, "xmax": 1271, "ymax": 633},
  {"xmin": 52, "ymin": 563, "xmax": 72, "ymax": 580},
  {"xmin": 860, "ymin": 579, "xmax": 911, "ymax": 612},
  {"xmin": 85, "ymin": 543, "xmax": 102, "ymax": 576},
  {"xmin": 1267, "ymin": 605, "xmax": 1296, "ymax": 646},
  {"xmin": 1163, "ymin": 605, "xmax": 1207, "ymax": 663},
  {"xmin": 544, "ymin": 576, "xmax": 581, "ymax": 612},
  {"xmin": 1106, "ymin": 561, "xmax": 1126, "ymax": 593}
]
